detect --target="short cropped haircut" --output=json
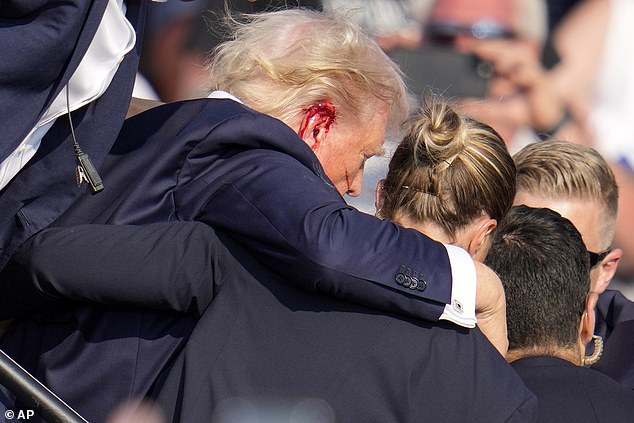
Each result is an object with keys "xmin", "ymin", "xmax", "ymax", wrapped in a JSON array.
[
  {"xmin": 485, "ymin": 206, "xmax": 590, "ymax": 352},
  {"xmin": 378, "ymin": 99, "xmax": 516, "ymax": 240},
  {"xmin": 207, "ymin": 9, "xmax": 409, "ymax": 128},
  {"xmin": 514, "ymin": 140, "xmax": 618, "ymax": 243}
]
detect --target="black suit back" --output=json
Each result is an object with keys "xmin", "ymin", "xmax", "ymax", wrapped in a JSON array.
[
  {"xmin": 152, "ymin": 236, "xmax": 537, "ymax": 423},
  {"xmin": 512, "ymin": 356, "xmax": 634, "ymax": 423}
]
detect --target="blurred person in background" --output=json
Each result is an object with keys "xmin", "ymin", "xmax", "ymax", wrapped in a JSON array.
[
  {"xmin": 486, "ymin": 205, "xmax": 634, "ymax": 422},
  {"xmin": 321, "ymin": 0, "xmax": 433, "ymax": 51},
  {"xmin": 422, "ymin": 0, "xmax": 564, "ymax": 151},
  {"xmin": 545, "ymin": 0, "xmax": 583, "ymax": 32},
  {"xmin": 134, "ymin": 0, "xmax": 209, "ymax": 101},
  {"xmin": 348, "ymin": 0, "xmax": 549, "ymax": 213},
  {"xmin": 135, "ymin": 0, "xmax": 323, "ymax": 102},
  {"xmin": 552, "ymin": 0, "xmax": 634, "ymax": 279},
  {"xmin": 420, "ymin": 0, "xmax": 634, "ymax": 282}
]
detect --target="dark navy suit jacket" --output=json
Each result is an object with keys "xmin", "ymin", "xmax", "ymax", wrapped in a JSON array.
[
  {"xmin": 151, "ymin": 234, "xmax": 537, "ymax": 423},
  {"xmin": 596, "ymin": 289, "xmax": 634, "ymax": 341},
  {"xmin": 593, "ymin": 319, "xmax": 634, "ymax": 391},
  {"xmin": 0, "ymin": 0, "xmax": 146, "ymax": 269},
  {"xmin": 0, "ymin": 99, "xmax": 462, "ymax": 420},
  {"xmin": 0, "ymin": 1, "xmax": 146, "ymax": 419},
  {"xmin": 0, "ymin": 223, "xmax": 215, "ymax": 422},
  {"xmin": 5, "ymin": 98, "xmax": 456, "ymax": 321},
  {"xmin": 512, "ymin": 356, "xmax": 634, "ymax": 423},
  {"xmin": 593, "ymin": 290, "xmax": 634, "ymax": 389},
  {"xmin": 2, "ymin": 224, "xmax": 537, "ymax": 423}
]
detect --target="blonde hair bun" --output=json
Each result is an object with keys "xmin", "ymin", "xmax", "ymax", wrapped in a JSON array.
[
  {"xmin": 410, "ymin": 99, "xmax": 467, "ymax": 169},
  {"xmin": 379, "ymin": 97, "xmax": 515, "ymax": 240}
]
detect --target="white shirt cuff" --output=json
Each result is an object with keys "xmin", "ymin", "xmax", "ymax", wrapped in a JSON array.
[{"xmin": 438, "ymin": 244, "xmax": 477, "ymax": 328}]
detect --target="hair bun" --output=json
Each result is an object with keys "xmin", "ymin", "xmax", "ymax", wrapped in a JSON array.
[{"xmin": 410, "ymin": 99, "xmax": 467, "ymax": 167}]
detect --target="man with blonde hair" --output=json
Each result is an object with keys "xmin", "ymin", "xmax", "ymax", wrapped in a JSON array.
[
  {"xmin": 3, "ymin": 8, "xmax": 505, "ymax": 338},
  {"xmin": 0, "ymin": 9, "xmax": 516, "ymax": 420},
  {"xmin": 514, "ymin": 140, "xmax": 634, "ymax": 388}
]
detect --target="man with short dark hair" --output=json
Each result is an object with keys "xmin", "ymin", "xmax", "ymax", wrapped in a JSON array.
[
  {"xmin": 486, "ymin": 205, "xmax": 634, "ymax": 422},
  {"xmin": 513, "ymin": 140, "xmax": 634, "ymax": 388}
]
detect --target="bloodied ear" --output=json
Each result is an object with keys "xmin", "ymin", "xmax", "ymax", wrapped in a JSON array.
[{"xmin": 298, "ymin": 102, "xmax": 336, "ymax": 150}]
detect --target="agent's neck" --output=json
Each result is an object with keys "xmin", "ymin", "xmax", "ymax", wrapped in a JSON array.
[{"xmin": 506, "ymin": 346, "xmax": 581, "ymax": 366}]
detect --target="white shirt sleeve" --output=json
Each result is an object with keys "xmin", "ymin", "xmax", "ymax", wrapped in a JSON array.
[{"xmin": 438, "ymin": 244, "xmax": 477, "ymax": 328}]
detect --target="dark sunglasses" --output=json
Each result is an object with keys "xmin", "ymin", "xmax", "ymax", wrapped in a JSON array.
[
  {"xmin": 588, "ymin": 247, "xmax": 611, "ymax": 268},
  {"xmin": 426, "ymin": 19, "xmax": 515, "ymax": 45}
]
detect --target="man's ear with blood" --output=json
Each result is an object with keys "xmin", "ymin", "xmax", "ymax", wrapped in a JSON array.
[{"xmin": 298, "ymin": 102, "xmax": 336, "ymax": 151}]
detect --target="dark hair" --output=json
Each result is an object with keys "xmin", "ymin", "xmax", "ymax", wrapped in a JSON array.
[
  {"xmin": 485, "ymin": 206, "xmax": 590, "ymax": 351},
  {"xmin": 378, "ymin": 98, "xmax": 515, "ymax": 240}
]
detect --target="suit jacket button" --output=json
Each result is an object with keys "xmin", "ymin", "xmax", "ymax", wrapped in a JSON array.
[
  {"xmin": 403, "ymin": 275, "xmax": 412, "ymax": 288},
  {"xmin": 395, "ymin": 273, "xmax": 406, "ymax": 285},
  {"xmin": 416, "ymin": 279, "xmax": 427, "ymax": 291},
  {"xmin": 409, "ymin": 277, "xmax": 418, "ymax": 290}
]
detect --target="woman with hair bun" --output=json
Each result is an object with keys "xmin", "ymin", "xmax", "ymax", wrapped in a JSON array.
[{"xmin": 377, "ymin": 99, "xmax": 516, "ymax": 261}]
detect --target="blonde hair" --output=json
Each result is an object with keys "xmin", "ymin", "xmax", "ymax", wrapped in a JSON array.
[
  {"xmin": 514, "ymin": 141, "xmax": 618, "ymax": 243},
  {"xmin": 207, "ymin": 9, "xmax": 409, "ymax": 128},
  {"xmin": 378, "ymin": 99, "xmax": 516, "ymax": 240}
]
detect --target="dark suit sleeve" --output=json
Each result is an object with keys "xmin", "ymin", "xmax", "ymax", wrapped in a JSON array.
[
  {"xmin": 593, "ymin": 290, "xmax": 634, "ymax": 390},
  {"xmin": 172, "ymin": 111, "xmax": 454, "ymax": 322},
  {"xmin": 596, "ymin": 289, "xmax": 634, "ymax": 336},
  {"xmin": 0, "ymin": 222, "xmax": 219, "ymax": 319},
  {"xmin": 0, "ymin": 103, "xmax": 457, "ymax": 323},
  {"xmin": 0, "ymin": 0, "xmax": 104, "ymax": 162},
  {"xmin": 593, "ymin": 319, "xmax": 634, "ymax": 390}
]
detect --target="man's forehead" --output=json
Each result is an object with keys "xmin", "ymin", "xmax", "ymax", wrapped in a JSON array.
[{"xmin": 356, "ymin": 102, "xmax": 390, "ymax": 152}]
